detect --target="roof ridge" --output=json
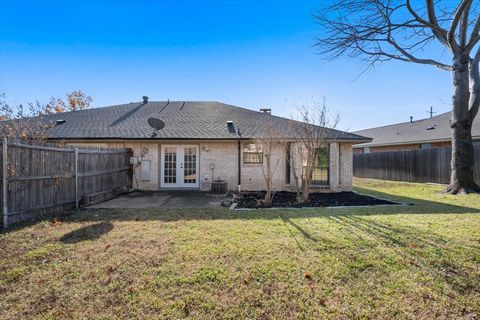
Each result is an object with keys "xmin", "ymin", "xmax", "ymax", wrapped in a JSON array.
[{"xmin": 354, "ymin": 111, "xmax": 451, "ymax": 133}]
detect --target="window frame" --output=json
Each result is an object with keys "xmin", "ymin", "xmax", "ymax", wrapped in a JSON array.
[
  {"xmin": 243, "ymin": 143, "xmax": 263, "ymax": 164},
  {"xmin": 304, "ymin": 145, "xmax": 330, "ymax": 186}
]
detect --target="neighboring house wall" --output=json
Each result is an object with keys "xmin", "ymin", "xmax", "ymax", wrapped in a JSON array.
[{"xmin": 63, "ymin": 140, "xmax": 353, "ymax": 192}]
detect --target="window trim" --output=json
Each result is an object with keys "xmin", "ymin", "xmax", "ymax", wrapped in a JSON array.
[
  {"xmin": 307, "ymin": 145, "xmax": 330, "ymax": 186},
  {"xmin": 243, "ymin": 143, "xmax": 263, "ymax": 164}
]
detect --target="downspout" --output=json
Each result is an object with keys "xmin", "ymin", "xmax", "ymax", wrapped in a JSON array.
[{"xmin": 237, "ymin": 127, "xmax": 242, "ymax": 192}]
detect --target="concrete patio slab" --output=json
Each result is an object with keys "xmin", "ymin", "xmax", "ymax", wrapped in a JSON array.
[{"xmin": 88, "ymin": 190, "xmax": 227, "ymax": 209}]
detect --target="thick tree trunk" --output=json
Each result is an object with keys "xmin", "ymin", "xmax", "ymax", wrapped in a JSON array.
[{"xmin": 445, "ymin": 55, "xmax": 480, "ymax": 194}]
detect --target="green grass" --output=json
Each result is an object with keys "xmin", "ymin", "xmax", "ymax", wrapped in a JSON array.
[{"xmin": 1, "ymin": 178, "xmax": 479, "ymax": 319}]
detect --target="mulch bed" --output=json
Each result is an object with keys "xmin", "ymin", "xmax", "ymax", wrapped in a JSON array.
[{"xmin": 235, "ymin": 191, "xmax": 399, "ymax": 209}]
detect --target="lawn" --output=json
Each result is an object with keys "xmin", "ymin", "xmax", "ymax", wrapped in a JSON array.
[{"xmin": 1, "ymin": 178, "xmax": 479, "ymax": 319}]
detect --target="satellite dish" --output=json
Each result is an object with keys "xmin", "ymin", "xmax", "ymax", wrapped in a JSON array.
[
  {"xmin": 148, "ymin": 117, "xmax": 165, "ymax": 130},
  {"xmin": 147, "ymin": 117, "xmax": 165, "ymax": 138}
]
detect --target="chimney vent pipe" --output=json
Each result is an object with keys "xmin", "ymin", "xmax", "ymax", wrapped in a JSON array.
[{"xmin": 259, "ymin": 108, "xmax": 271, "ymax": 114}]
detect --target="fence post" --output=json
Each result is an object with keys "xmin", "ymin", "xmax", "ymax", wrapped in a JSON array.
[
  {"xmin": 2, "ymin": 138, "xmax": 8, "ymax": 229},
  {"xmin": 75, "ymin": 148, "xmax": 79, "ymax": 209}
]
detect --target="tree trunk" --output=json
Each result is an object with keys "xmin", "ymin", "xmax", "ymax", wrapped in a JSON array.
[
  {"xmin": 264, "ymin": 154, "xmax": 273, "ymax": 203},
  {"xmin": 301, "ymin": 163, "xmax": 313, "ymax": 203},
  {"xmin": 302, "ymin": 179, "xmax": 309, "ymax": 203},
  {"xmin": 445, "ymin": 55, "xmax": 480, "ymax": 194}
]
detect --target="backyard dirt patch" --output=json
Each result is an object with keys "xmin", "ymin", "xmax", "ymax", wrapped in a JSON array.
[{"xmin": 235, "ymin": 191, "xmax": 398, "ymax": 209}]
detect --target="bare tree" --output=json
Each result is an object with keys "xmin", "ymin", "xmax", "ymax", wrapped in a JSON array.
[
  {"xmin": 253, "ymin": 122, "xmax": 286, "ymax": 205},
  {"xmin": 316, "ymin": 0, "xmax": 480, "ymax": 194},
  {"xmin": 0, "ymin": 94, "xmax": 55, "ymax": 141},
  {"xmin": 290, "ymin": 101, "xmax": 340, "ymax": 203},
  {"xmin": 0, "ymin": 90, "xmax": 93, "ymax": 141}
]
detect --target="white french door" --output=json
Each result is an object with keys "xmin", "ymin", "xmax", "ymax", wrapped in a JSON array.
[{"xmin": 160, "ymin": 145, "xmax": 199, "ymax": 188}]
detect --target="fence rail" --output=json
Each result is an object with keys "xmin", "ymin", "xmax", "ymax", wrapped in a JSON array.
[
  {"xmin": 353, "ymin": 144, "xmax": 480, "ymax": 185},
  {"xmin": 1, "ymin": 139, "xmax": 133, "ymax": 228}
]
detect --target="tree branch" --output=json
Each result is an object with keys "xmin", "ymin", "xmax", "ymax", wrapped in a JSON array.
[
  {"xmin": 316, "ymin": 0, "xmax": 453, "ymax": 72},
  {"xmin": 425, "ymin": 0, "xmax": 450, "ymax": 48},
  {"xmin": 406, "ymin": 0, "xmax": 448, "ymax": 36},
  {"xmin": 469, "ymin": 47, "xmax": 480, "ymax": 120},
  {"xmin": 386, "ymin": 38, "xmax": 452, "ymax": 70},
  {"xmin": 459, "ymin": 1, "xmax": 472, "ymax": 47},
  {"xmin": 447, "ymin": 0, "xmax": 471, "ymax": 53},
  {"xmin": 466, "ymin": 13, "xmax": 480, "ymax": 52}
]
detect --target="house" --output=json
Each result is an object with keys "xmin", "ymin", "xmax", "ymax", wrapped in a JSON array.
[
  {"xmin": 353, "ymin": 111, "xmax": 480, "ymax": 154},
  {"xmin": 36, "ymin": 97, "xmax": 369, "ymax": 192}
]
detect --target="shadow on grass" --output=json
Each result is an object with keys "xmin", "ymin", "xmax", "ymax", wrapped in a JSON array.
[
  {"xmin": 280, "ymin": 211, "xmax": 479, "ymax": 297},
  {"xmin": 281, "ymin": 216, "xmax": 338, "ymax": 252},
  {"xmin": 324, "ymin": 215, "xmax": 480, "ymax": 296},
  {"xmin": 59, "ymin": 222, "xmax": 113, "ymax": 244}
]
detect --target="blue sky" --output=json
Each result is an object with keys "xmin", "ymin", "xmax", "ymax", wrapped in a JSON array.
[{"xmin": 0, "ymin": 0, "xmax": 452, "ymax": 131}]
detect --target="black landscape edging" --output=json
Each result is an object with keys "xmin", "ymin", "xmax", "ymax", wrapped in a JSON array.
[{"xmin": 234, "ymin": 191, "xmax": 401, "ymax": 209}]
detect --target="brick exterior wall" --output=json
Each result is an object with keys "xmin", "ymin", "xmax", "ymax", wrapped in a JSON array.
[
  {"xmin": 64, "ymin": 140, "xmax": 354, "ymax": 192},
  {"xmin": 199, "ymin": 142, "xmax": 238, "ymax": 191}
]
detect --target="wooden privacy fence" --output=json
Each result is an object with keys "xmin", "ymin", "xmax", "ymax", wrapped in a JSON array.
[
  {"xmin": 353, "ymin": 144, "xmax": 480, "ymax": 185},
  {"xmin": 0, "ymin": 139, "xmax": 133, "ymax": 229}
]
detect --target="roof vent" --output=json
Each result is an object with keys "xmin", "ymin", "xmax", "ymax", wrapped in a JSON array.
[
  {"xmin": 55, "ymin": 119, "xmax": 66, "ymax": 125},
  {"xmin": 426, "ymin": 126, "xmax": 436, "ymax": 130},
  {"xmin": 259, "ymin": 108, "xmax": 271, "ymax": 114},
  {"xmin": 226, "ymin": 120, "xmax": 235, "ymax": 134},
  {"xmin": 410, "ymin": 116, "xmax": 413, "ymax": 123},
  {"xmin": 142, "ymin": 96, "xmax": 149, "ymax": 104}
]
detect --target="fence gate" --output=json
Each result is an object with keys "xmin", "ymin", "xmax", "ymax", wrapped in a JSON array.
[{"xmin": 1, "ymin": 139, "xmax": 133, "ymax": 229}]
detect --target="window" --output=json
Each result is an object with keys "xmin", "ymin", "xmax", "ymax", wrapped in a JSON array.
[
  {"xmin": 304, "ymin": 145, "xmax": 329, "ymax": 185},
  {"xmin": 473, "ymin": 140, "xmax": 480, "ymax": 145},
  {"xmin": 243, "ymin": 143, "xmax": 263, "ymax": 164},
  {"xmin": 364, "ymin": 147, "xmax": 370, "ymax": 154},
  {"xmin": 420, "ymin": 143, "xmax": 432, "ymax": 150},
  {"xmin": 285, "ymin": 143, "xmax": 291, "ymax": 184}
]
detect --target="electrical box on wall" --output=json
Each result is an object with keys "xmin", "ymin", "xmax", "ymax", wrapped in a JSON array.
[
  {"xmin": 129, "ymin": 156, "xmax": 140, "ymax": 165},
  {"xmin": 141, "ymin": 160, "xmax": 151, "ymax": 181}
]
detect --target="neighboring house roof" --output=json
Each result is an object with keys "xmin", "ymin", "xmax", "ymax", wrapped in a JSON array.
[
  {"xmin": 16, "ymin": 100, "xmax": 369, "ymax": 142},
  {"xmin": 353, "ymin": 111, "xmax": 480, "ymax": 148}
]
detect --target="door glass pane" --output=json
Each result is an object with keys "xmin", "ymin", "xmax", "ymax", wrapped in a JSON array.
[
  {"xmin": 184, "ymin": 147, "xmax": 197, "ymax": 184},
  {"xmin": 164, "ymin": 147, "xmax": 176, "ymax": 184}
]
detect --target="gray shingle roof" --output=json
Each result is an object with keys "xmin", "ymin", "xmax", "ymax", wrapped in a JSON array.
[
  {"xmin": 353, "ymin": 111, "xmax": 480, "ymax": 148},
  {"xmin": 28, "ymin": 101, "xmax": 368, "ymax": 141}
]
